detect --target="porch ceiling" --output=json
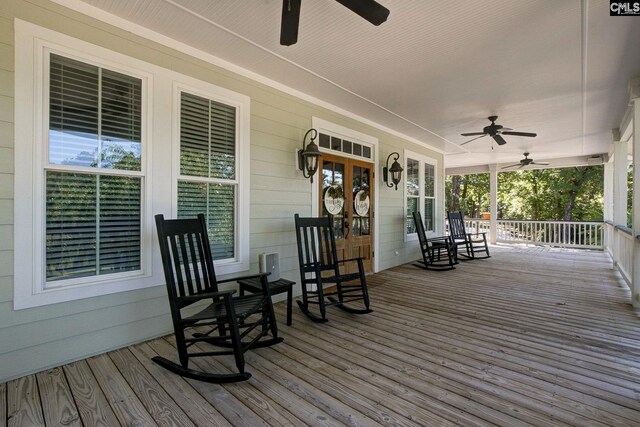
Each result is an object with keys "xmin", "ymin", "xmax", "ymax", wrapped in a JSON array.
[{"xmin": 68, "ymin": 0, "xmax": 640, "ymax": 168}]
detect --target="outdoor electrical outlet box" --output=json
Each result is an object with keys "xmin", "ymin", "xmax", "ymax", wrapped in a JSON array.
[{"xmin": 259, "ymin": 253, "xmax": 280, "ymax": 282}]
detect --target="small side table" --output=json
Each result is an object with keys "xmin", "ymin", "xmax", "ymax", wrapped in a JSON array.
[{"xmin": 238, "ymin": 278, "xmax": 295, "ymax": 326}]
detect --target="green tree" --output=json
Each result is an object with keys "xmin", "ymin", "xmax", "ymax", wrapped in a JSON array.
[
  {"xmin": 446, "ymin": 173, "xmax": 489, "ymax": 216},
  {"xmin": 447, "ymin": 166, "xmax": 604, "ymax": 221}
]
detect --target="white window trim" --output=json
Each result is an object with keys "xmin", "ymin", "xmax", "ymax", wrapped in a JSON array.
[
  {"xmin": 14, "ymin": 20, "xmax": 251, "ymax": 309},
  {"xmin": 310, "ymin": 117, "xmax": 379, "ymax": 272},
  {"xmin": 172, "ymin": 80, "xmax": 250, "ymax": 275},
  {"xmin": 404, "ymin": 149, "xmax": 439, "ymax": 242}
]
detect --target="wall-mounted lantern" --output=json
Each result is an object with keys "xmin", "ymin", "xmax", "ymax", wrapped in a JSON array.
[
  {"xmin": 383, "ymin": 152, "xmax": 403, "ymax": 190},
  {"xmin": 298, "ymin": 128, "xmax": 322, "ymax": 183}
]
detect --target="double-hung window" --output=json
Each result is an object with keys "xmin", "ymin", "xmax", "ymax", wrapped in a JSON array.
[
  {"xmin": 46, "ymin": 54, "xmax": 143, "ymax": 283},
  {"xmin": 174, "ymin": 83, "xmax": 250, "ymax": 273},
  {"xmin": 14, "ymin": 22, "xmax": 155, "ymax": 309},
  {"xmin": 405, "ymin": 151, "xmax": 437, "ymax": 240},
  {"xmin": 177, "ymin": 91, "xmax": 237, "ymax": 261}
]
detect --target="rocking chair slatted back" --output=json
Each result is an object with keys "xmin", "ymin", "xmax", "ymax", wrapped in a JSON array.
[
  {"xmin": 294, "ymin": 214, "xmax": 338, "ymax": 274},
  {"xmin": 447, "ymin": 211, "xmax": 467, "ymax": 240},
  {"xmin": 413, "ymin": 210, "xmax": 428, "ymax": 244},
  {"xmin": 156, "ymin": 215, "xmax": 218, "ymax": 306}
]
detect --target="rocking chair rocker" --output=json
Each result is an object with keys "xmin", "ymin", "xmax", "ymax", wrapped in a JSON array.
[
  {"xmin": 154, "ymin": 214, "xmax": 282, "ymax": 383},
  {"xmin": 412, "ymin": 211, "xmax": 457, "ymax": 271},
  {"xmin": 294, "ymin": 214, "xmax": 372, "ymax": 322},
  {"xmin": 447, "ymin": 211, "xmax": 490, "ymax": 260}
]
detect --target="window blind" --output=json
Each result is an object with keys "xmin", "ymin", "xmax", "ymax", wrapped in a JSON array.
[
  {"xmin": 49, "ymin": 54, "xmax": 142, "ymax": 170},
  {"xmin": 180, "ymin": 92, "xmax": 235, "ymax": 179},
  {"xmin": 424, "ymin": 164, "xmax": 435, "ymax": 231},
  {"xmin": 406, "ymin": 158, "xmax": 420, "ymax": 234},
  {"xmin": 45, "ymin": 172, "xmax": 141, "ymax": 281},
  {"xmin": 46, "ymin": 54, "xmax": 142, "ymax": 283},
  {"xmin": 178, "ymin": 92, "xmax": 237, "ymax": 261},
  {"xmin": 177, "ymin": 182, "xmax": 235, "ymax": 260}
]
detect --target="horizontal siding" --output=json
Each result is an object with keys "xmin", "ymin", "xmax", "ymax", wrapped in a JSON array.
[
  {"xmin": 0, "ymin": 96, "xmax": 12, "ymax": 122},
  {"xmin": 0, "ymin": 276, "xmax": 11, "ymax": 303},
  {"xmin": 0, "ymin": 148, "xmax": 13, "ymax": 173},
  {"xmin": 0, "ymin": 0, "xmax": 442, "ymax": 381},
  {"xmin": 0, "ymin": 285, "xmax": 168, "ymax": 329},
  {"xmin": 0, "ymin": 296, "xmax": 169, "ymax": 356},
  {"xmin": 0, "ymin": 42, "xmax": 13, "ymax": 70},
  {"xmin": 0, "ymin": 173, "xmax": 12, "ymax": 198},
  {"xmin": 0, "ymin": 250, "xmax": 11, "ymax": 279},
  {"xmin": 0, "ymin": 199, "xmax": 11, "ymax": 224},
  {"xmin": 0, "ymin": 225, "xmax": 11, "ymax": 250},
  {"xmin": 0, "ymin": 70, "xmax": 11, "ymax": 97},
  {"xmin": 0, "ymin": 314, "xmax": 171, "ymax": 381},
  {"xmin": 0, "ymin": 121, "xmax": 12, "ymax": 148}
]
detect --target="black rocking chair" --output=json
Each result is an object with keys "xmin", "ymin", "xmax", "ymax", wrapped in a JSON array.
[
  {"xmin": 294, "ymin": 214, "xmax": 372, "ymax": 323},
  {"xmin": 412, "ymin": 211, "xmax": 457, "ymax": 271},
  {"xmin": 447, "ymin": 211, "xmax": 490, "ymax": 260},
  {"xmin": 154, "ymin": 214, "xmax": 282, "ymax": 383}
]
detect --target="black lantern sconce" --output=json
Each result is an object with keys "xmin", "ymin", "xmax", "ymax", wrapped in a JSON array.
[
  {"xmin": 383, "ymin": 152, "xmax": 403, "ymax": 190},
  {"xmin": 298, "ymin": 128, "xmax": 322, "ymax": 183}
]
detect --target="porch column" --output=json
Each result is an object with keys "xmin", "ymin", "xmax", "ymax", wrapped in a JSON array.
[
  {"xmin": 612, "ymin": 139, "xmax": 628, "ymax": 228},
  {"xmin": 489, "ymin": 164, "xmax": 498, "ymax": 244},
  {"xmin": 632, "ymin": 95, "xmax": 640, "ymax": 310},
  {"xmin": 603, "ymin": 157, "xmax": 614, "ymax": 222}
]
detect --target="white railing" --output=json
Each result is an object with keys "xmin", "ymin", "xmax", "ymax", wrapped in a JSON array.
[
  {"xmin": 605, "ymin": 221, "xmax": 634, "ymax": 285},
  {"xmin": 458, "ymin": 218, "xmax": 605, "ymax": 249}
]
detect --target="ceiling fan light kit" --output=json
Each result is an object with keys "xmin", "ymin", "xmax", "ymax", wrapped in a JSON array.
[{"xmin": 280, "ymin": 0, "xmax": 390, "ymax": 46}]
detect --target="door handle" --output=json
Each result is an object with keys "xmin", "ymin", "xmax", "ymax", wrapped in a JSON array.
[{"xmin": 344, "ymin": 211, "xmax": 350, "ymax": 239}]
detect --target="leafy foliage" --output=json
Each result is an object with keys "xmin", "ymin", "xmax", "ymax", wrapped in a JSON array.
[{"xmin": 446, "ymin": 165, "xmax": 604, "ymax": 221}]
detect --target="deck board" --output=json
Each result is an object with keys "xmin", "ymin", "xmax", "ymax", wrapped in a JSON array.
[
  {"xmin": 2, "ymin": 245, "xmax": 640, "ymax": 426},
  {"xmin": 35, "ymin": 367, "xmax": 81, "ymax": 427},
  {"xmin": 62, "ymin": 360, "xmax": 121, "ymax": 427}
]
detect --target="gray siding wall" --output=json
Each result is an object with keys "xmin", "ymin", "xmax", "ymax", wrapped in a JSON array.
[{"xmin": 0, "ymin": 0, "xmax": 443, "ymax": 381}]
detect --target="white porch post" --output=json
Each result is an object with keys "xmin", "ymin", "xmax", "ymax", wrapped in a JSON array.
[
  {"xmin": 603, "ymin": 157, "xmax": 614, "ymax": 223},
  {"xmin": 612, "ymin": 140, "xmax": 628, "ymax": 228},
  {"xmin": 632, "ymin": 96, "xmax": 640, "ymax": 310},
  {"xmin": 489, "ymin": 164, "xmax": 498, "ymax": 244}
]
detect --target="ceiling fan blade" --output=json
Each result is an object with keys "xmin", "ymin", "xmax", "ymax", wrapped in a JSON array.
[
  {"xmin": 531, "ymin": 161, "xmax": 550, "ymax": 166},
  {"xmin": 501, "ymin": 163, "xmax": 522, "ymax": 170},
  {"xmin": 460, "ymin": 132, "xmax": 485, "ymax": 136},
  {"xmin": 502, "ymin": 131, "xmax": 537, "ymax": 137},
  {"xmin": 334, "ymin": 0, "xmax": 390, "ymax": 25},
  {"xmin": 280, "ymin": 0, "xmax": 301, "ymax": 46},
  {"xmin": 493, "ymin": 134, "xmax": 507, "ymax": 145},
  {"xmin": 460, "ymin": 134, "xmax": 487, "ymax": 145}
]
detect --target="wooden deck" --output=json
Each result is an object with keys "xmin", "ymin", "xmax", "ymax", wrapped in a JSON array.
[{"xmin": 3, "ymin": 246, "xmax": 640, "ymax": 426}]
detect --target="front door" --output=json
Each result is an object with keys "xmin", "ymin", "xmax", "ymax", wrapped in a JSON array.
[{"xmin": 319, "ymin": 153, "xmax": 374, "ymax": 273}]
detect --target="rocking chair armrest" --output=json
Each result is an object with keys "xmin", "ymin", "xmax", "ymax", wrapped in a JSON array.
[
  {"xmin": 466, "ymin": 232, "xmax": 487, "ymax": 239},
  {"xmin": 177, "ymin": 289, "xmax": 236, "ymax": 303},
  {"xmin": 336, "ymin": 257, "xmax": 364, "ymax": 264},
  {"xmin": 216, "ymin": 272, "xmax": 269, "ymax": 285},
  {"xmin": 426, "ymin": 236, "xmax": 450, "ymax": 243}
]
